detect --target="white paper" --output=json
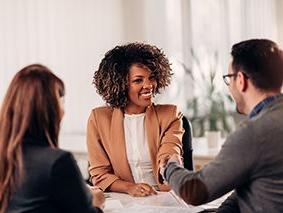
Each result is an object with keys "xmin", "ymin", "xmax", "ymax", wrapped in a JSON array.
[
  {"xmin": 103, "ymin": 191, "xmax": 204, "ymax": 213},
  {"xmin": 104, "ymin": 199, "xmax": 123, "ymax": 212}
]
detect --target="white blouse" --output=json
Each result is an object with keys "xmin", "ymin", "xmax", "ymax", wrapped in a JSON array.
[{"xmin": 123, "ymin": 113, "xmax": 157, "ymax": 186}]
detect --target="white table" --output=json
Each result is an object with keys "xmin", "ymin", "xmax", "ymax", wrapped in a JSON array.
[
  {"xmin": 103, "ymin": 191, "xmax": 230, "ymax": 213},
  {"xmin": 103, "ymin": 191, "xmax": 204, "ymax": 213}
]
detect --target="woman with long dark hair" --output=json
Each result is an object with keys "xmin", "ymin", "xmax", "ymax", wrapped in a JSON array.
[{"xmin": 0, "ymin": 64, "xmax": 104, "ymax": 213}]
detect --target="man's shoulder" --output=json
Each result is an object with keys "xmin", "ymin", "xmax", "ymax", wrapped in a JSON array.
[
  {"xmin": 249, "ymin": 98, "xmax": 283, "ymax": 127},
  {"xmin": 229, "ymin": 102, "xmax": 283, "ymax": 145}
]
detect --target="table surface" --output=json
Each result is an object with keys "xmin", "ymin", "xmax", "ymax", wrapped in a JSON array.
[
  {"xmin": 104, "ymin": 191, "xmax": 203, "ymax": 213},
  {"xmin": 103, "ymin": 191, "xmax": 230, "ymax": 213},
  {"xmin": 59, "ymin": 134, "xmax": 229, "ymax": 212}
]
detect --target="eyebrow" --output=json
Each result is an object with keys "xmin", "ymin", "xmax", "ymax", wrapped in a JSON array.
[{"xmin": 131, "ymin": 75, "xmax": 145, "ymax": 78}]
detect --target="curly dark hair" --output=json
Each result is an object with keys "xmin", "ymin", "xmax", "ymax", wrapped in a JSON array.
[{"xmin": 93, "ymin": 42, "xmax": 173, "ymax": 107}]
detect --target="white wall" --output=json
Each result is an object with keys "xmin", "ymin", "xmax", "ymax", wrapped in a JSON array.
[
  {"xmin": 1, "ymin": 0, "xmax": 282, "ymax": 135},
  {"xmin": 0, "ymin": 0, "xmax": 190, "ymax": 136}
]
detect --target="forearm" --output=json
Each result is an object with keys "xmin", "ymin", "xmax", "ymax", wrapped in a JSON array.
[
  {"xmin": 165, "ymin": 162, "xmax": 208, "ymax": 205},
  {"xmin": 164, "ymin": 125, "xmax": 256, "ymax": 208},
  {"xmin": 109, "ymin": 179, "xmax": 135, "ymax": 194}
]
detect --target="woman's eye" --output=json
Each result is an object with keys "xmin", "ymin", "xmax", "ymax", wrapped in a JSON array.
[{"xmin": 133, "ymin": 79, "xmax": 142, "ymax": 83}]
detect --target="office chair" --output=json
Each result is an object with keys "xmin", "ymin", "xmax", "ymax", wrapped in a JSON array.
[{"xmin": 182, "ymin": 115, "xmax": 194, "ymax": 170}]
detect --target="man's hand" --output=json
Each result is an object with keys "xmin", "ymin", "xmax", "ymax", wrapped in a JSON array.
[
  {"xmin": 168, "ymin": 153, "xmax": 183, "ymax": 165},
  {"xmin": 159, "ymin": 156, "xmax": 171, "ymax": 182},
  {"xmin": 159, "ymin": 154, "xmax": 184, "ymax": 182}
]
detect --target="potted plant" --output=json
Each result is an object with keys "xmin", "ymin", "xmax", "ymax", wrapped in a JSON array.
[{"xmin": 182, "ymin": 50, "xmax": 233, "ymax": 147}]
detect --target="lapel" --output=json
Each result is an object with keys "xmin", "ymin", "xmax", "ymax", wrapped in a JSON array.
[
  {"xmin": 145, "ymin": 104, "xmax": 160, "ymax": 174},
  {"xmin": 110, "ymin": 108, "xmax": 134, "ymax": 182}
]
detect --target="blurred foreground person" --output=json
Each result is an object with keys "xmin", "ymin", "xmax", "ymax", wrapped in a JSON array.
[{"xmin": 0, "ymin": 64, "xmax": 104, "ymax": 213}]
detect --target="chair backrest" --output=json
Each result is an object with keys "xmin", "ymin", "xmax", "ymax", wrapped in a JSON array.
[{"xmin": 182, "ymin": 115, "xmax": 194, "ymax": 170}]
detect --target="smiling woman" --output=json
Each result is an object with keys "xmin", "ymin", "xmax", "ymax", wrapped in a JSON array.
[
  {"xmin": 87, "ymin": 42, "xmax": 184, "ymax": 197},
  {"xmin": 126, "ymin": 64, "xmax": 157, "ymax": 114}
]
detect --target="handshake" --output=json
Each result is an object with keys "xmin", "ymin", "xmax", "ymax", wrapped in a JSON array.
[{"xmin": 159, "ymin": 153, "xmax": 184, "ymax": 183}]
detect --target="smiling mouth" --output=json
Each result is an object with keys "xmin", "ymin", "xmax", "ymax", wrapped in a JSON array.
[{"xmin": 139, "ymin": 90, "xmax": 153, "ymax": 98}]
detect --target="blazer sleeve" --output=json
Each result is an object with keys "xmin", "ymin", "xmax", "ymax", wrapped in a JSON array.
[
  {"xmin": 87, "ymin": 110, "xmax": 119, "ymax": 191},
  {"xmin": 217, "ymin": 192, "xmax": 240, "ymax": 213},
  {"xmin": 50, "ymin": 152, "xmax": 102, "ymax": 213},
  {"xmin": 157, "ymin": 106, "xmax": 184, "ymax": 163},
  {"xmin": 164, "ymin": 122, "xmax": 258, "ymax": 205}
]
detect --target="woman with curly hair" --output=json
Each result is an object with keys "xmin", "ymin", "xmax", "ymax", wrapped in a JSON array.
[{"xmin": 87, "ymin": 43, "xmax": 184, "ymax": 197}]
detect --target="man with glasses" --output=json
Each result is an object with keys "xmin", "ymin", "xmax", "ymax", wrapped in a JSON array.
[{"xmin": 160, "ymin": 39, "xmax": 283, "ymax": 213}]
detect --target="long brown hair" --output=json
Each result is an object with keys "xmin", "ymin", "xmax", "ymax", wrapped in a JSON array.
[{"xmin": 0, "ymin": 64, "xmax": 65, "ymax": 213}]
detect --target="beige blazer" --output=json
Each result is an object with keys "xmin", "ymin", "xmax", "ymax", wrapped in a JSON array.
[{"xmin": 87, "ymin": 104, "xmax": 184, "ymax": 191}]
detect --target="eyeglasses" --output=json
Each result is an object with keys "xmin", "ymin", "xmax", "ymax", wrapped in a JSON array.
[
  {"xmin": 222, "ymin": 74, "xmax": 237, "ymax": 86},
  {"xmin": 223, "ymin": 72, "xmax": 249, "ymax": 86}
]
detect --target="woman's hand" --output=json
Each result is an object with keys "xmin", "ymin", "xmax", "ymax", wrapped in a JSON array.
[
  {"xmin": 159, "ymin": 154, "xmax": 183, "ymax": 176},
  {"xmin": 91, "ymin": 187, "xmax": 105, "ymax": 210},
  {"xmin": 167, "ymin": 153, "xmax": 183, "ymax": 165},
  {"xmin": 126, "ymin": 183, "xmax": 157, "ymax": 197}
]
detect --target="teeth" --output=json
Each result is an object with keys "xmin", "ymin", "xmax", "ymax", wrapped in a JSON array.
[{"xmin": 140, "ymin": 91, "xmax": 152, "ymax": 97}]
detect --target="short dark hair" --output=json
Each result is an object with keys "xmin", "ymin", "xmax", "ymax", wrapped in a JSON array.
[
  {"xmin": 93, "ymin": 42, "xmax": 173, "ymax": 108},
  {"xmin": 231, "ymin": 39, "xmax": 283, "ymax": 91}
]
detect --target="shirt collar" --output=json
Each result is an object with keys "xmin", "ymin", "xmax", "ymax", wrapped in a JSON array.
[{"xmin": 248, "ymin": 93, "xmax": 283, "ymax": 119}]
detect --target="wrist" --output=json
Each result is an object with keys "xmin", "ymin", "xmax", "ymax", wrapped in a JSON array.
[{"xmin": 125, "ymin": 182, "xmax": 135, "ymax": 194}]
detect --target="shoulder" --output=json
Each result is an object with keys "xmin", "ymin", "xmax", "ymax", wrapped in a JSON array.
[
  {"xmin": 88, "ymin": 106, "xmax": 114, "ymax": 121},
  {"xmin": 153, "ymin": 104, "xmax": 182, "ymax": 118},
  {"xmin": 151, "ymin": 104, "xmax": 183, "ymax": 128},
  {"xmin": 51, "ymin": 150, "xmax": 77, "ymax": 170},
  {"xmin": 91, "ymin": 106, "xmax": 114, "ymax": 115},
  {"xmin": 153, "ymin": 104, "xmax": 177, "ymax": 113},
  {"xmin": 36, "ymin": 148, "xmax": 78, "ymax": 176},
  {"xmin": 40, "ymin": 147, "xmax": 73, "ymax": 163},
  {"xmin": 23, "ymin": 146, "xmax": 74, "ymax": 173}
]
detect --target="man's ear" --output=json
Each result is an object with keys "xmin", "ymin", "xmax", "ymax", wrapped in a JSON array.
[{"xmin": 237, "ymin": 71, "xmax": 248, "ymax": 92}]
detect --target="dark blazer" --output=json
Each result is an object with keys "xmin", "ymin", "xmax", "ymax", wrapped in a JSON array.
[{"xmin": 7, "ymin": 136, "xmax": 102, "ymax": 213}]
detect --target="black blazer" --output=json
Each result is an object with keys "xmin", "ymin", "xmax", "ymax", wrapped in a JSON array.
[{"xmin": 7, "ymin": 136, "xmax": 102, "ymax": 213}]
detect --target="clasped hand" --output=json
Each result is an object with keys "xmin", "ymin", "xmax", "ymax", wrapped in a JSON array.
[
  {"xmin": 127, "ymin": 183, "xmax": 157, "ymax": 197},
  {"xmin": 89, "ymin": 186, "xmax": 105, "ymax": 209},
  {"xmin": 159, "ymin": 154, "xmax": 184, "ymax": 182}
]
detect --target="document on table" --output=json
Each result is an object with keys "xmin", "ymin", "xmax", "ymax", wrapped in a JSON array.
[{"xmin": 104, "ymin": 191, "xmax": 204, "ymax": 213}]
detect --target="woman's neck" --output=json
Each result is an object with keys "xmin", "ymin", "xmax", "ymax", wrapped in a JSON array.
[{"xmin": 124, "ymin": 105, "xmax": 146, "ymax": 115}]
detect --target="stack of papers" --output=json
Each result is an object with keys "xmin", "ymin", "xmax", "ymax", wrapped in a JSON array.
[{"xmin": 104, "ymin": 191, "xmax": 204, "ymax": 213}]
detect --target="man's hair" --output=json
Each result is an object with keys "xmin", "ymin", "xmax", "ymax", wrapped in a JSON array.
[{"xmin": 231, "ymin": 39, "xmax": 283, "ymax": 91}]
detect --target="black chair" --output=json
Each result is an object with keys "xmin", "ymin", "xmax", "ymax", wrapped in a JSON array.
[{"xmin": 182, "ymin": 115, "xmax": 194, "ymax": 170}]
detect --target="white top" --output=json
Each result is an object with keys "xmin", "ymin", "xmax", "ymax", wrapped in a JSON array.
[{"xmin": 123, "ymin": 113, "xmax": 157, "ymax": 186}]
